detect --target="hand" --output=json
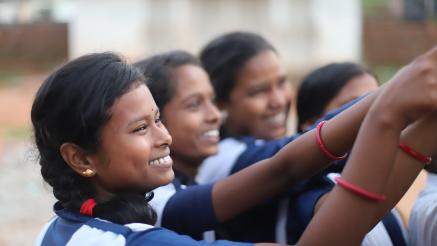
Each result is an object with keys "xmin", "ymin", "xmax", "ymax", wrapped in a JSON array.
[{"xmin": 375, "ymin": 46, "xmax": 437, "ymax": 128}]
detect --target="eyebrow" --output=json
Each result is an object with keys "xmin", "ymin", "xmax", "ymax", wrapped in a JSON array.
[{"xmin": 127, "ymin": 109, "xmax": 160, "ymax": 127}]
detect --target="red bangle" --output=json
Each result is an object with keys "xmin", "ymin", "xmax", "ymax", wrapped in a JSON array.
[
  {"xmin": 80, "ymin": 198, "xmax": 96, "ymax": 216},
  {"xmin": 335, "ymin": 177, "xmax": 386, "ymax": 202},
  {"xmin": 399, "ymin": 143, "xmax": 432, "ymax": 165},
  {"xmin": 316, "ymin": 121, "xmax": 347, "ymax": 160}
]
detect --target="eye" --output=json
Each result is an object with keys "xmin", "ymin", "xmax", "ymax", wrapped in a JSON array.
[
  {"xmin": 187, "ymin": 99, "xmax": 202, "ymax": 110},
  {"xmin": 155, "ymin": 116, "xmax": 162, "ymax": 126},
  {"xmin": 248, "ymin": 85, "xmax": 269, "ymax": 97},
  {"xmin": 133, "ymin": 124, "xmax": 148, "ymax": 133},
  {"xmin": 277, "ymin": 77, "xmax": 288, "ymax": 88}
]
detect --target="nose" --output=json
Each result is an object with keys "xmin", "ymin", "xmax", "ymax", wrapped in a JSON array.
[
  {"xmin": 153, "ymin": 123, "xmax": 172, "ymax": 148},
  {"xmin": 205, "ymin": 101, "xmax": 222, "ymax": 125},
  {"xmin": 268, "ymin": 87, "xmax": 289, "ymax": 110}
]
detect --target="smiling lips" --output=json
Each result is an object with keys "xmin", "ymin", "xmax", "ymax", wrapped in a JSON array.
[
  {"xmin": 264, "ymin": 112, "xmax": 286, "ymax": 126},
  {"xmin": 200, "ymin": 129, "xmax": 220, "ymax": 144},
  {"xmin": 148, "ymin": 155, "xmax": 172, "ymax": 168},
  {"xmin": 202, "ymin": 129, "xmax": 219, "ymax": 138}
]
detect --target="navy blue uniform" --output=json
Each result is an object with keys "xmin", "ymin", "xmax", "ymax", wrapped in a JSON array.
[{"xmin": 36, "ymin": 202, "xmax": 252, "ymax": 246}]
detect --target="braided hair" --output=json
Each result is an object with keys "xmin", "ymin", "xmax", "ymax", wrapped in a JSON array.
[{"xmin": 31, "ymin": 52, "xmax": 156, "ymax": 224}]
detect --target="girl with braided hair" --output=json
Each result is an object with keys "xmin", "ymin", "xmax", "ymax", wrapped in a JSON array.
[{"xmin": 33, "ymin": 48, "xmax": 437, "ymax": 245}]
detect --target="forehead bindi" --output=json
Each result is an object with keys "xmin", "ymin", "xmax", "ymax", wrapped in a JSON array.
[{"xmin": 111, "ymin": 86, "xmax": 157, "ymax": 124}]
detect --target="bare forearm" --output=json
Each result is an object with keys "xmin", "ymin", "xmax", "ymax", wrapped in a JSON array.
[
  {"xmin": 298, "ymin": 105, "xmax": 404, "ymax": 245},
  {"xmin": 375, "ymin": 114, "xmax": 437, "ymax": 220},
  {"xmin": 212, "ymin": 89, "xmax": 383, "ymax": 222},
  {"xmin": 277, "ymin": 87, "xmax": 383, "ymax": 182}
]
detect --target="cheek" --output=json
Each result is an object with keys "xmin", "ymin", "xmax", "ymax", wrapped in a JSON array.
[
  {"xmin": 243, "ymin": 98, "xmax": 268, "ymax": 116},
  {"xmin": 175, "ymin": 115, "xmax": 200, "ymax": 136},
  {"xmin": 167, "ymin": 121, "xmax": 197, "ymax": 149}
]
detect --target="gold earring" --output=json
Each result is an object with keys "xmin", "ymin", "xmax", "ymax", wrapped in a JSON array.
[{"xmin": 82, "ymin": 169, "xmax": 95, "ymax": 177}]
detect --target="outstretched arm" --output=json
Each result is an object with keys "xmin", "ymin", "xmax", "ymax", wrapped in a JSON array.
[
  {"xmin": 298, "ymin": 46, "xmax": 437, "ymax": 245},
  {"xmin": 212, "ymin": 89, "xmax": 380, "ymax": 221}
]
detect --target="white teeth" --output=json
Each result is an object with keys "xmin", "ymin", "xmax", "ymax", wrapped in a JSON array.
[
  {"xmin": 149, "ymin": 155, "xmax": 172, "ymax": 167},
  {"xmin": 203, "ymin": 129, "xmax": 219, "ymax": 137},
  {"xmin": 265, "ymin": 113, "xmax": 286, "ymax": 124}
]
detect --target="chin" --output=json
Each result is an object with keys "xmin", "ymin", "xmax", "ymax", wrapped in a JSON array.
[
  {"xmin": 158, "ymin": 170, "xmax": 175, "ymax": 187},
  {"xmin": 203, "ymin": 148, "xmax": 219, "ymax": 157},
  {"xmin": 264, "ymin": 130, "xmax": 286, "ymax": 140}
]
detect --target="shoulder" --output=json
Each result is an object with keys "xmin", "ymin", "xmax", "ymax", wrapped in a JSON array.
[
  {"xmin": 36, "ymin": 215, "xmax": 158, "ymax": 246},
  {"xmin": 149, "ymin": 183, "xmax": 178, "ymax": 226},
  {"xmin": 408, "ymin": 173, "xmax": 437, "ymax": 245},
  {"xmin": 128, "ymin": 227, "xmax": 253, "ymax": 246},
  {"xmin": 196, "ymin": 138, "xmax": 247, "ymax": 183}
]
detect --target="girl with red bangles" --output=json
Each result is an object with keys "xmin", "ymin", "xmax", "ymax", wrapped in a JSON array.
[
  {"xmin": 34, "ymin": 46, "xmax": 437, "ymax": 245},
  {"xmin": 135, "ymin": 51, "xmax": 406, "ymax": 245}
]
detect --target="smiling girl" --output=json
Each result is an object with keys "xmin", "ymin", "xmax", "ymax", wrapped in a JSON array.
[{"xmin": 33, "ymin": 48, "xmax": 437, "ymax": 245}]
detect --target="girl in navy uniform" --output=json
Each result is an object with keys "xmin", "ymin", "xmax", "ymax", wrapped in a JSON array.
[
  {"xmin": 196, "ymin": 32, "xmax": 384, "ymax": 243},
  {"xmin": 135, "ymin": 51, "xmax": 351, "ymax": 241},
  {"xmin": 137, "ymin": 50, "xmax": 413, "ymax": 245},
  {"xmin": 297, "ymin": 62, "xmax": 379, "ymax": 132},
  {"xmin": 291, "ymin": 62, "xmax": 406, "ymax": 245},
  {"xmin": 34, "ymin": 49, "xmax": 437, "ymax": 245}
]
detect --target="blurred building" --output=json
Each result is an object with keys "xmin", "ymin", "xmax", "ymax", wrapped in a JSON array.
[{"xmin": 0, "ymin": 0, "xmax": 363, "ymax": 76}]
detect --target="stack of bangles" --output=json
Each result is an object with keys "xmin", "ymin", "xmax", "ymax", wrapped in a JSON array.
[{"xmin": 316, "ymin": 120, "xmax": 432, "ymax": 202}]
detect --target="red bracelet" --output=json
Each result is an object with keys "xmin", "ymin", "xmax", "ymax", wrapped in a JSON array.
[
  {"xmin": 335, "ymin": 177, "xmax": 386, "ymax": 202},
  {"xmin": 80, "ymin": 198, "xmax": 96, "ymax": 216},
  {"xmin": 316, "ymin": 121, "xmax": 347, "ymax": 160},
  {"xmin": 399, "ymin": 143, "xmax": 432, "ymax": 165}
]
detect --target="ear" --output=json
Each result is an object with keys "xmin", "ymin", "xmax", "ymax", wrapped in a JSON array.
[{"xmin": 60, "ymin": 143, "xmax": 95, "ymax": 178}]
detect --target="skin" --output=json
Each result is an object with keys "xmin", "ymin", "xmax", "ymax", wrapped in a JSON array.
[
  {"xmin": 301, "ymin": 73, "xmax": 379, "ymax": 211},
  {"xmin": 222, "ymin": 50, "xmax": 293, "ymax": 140},
  {"xmin": 64, "ymin": 84, "xmax": 174, "ymax": 202},
  {"xmin": 323, "ymin": 73, "xmax": 379, "ymax": 114},
  {"xmin": 300, "ymin": 48, "xmax": 437, "ymax": 244},
  {"xmin": 300, "ymin": 73, "xmax": 379, "ymax": 130},
  {"xmin": 163, "ymin": 65, "xmax": 222, "ymax": 177},
  {"xmin": 60, "ymin": 46, "xmax": 437, "ymax": 245}
]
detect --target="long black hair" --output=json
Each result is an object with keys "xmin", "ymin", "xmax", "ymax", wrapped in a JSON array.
[
  {"xmin": 134, "ymin": 50, "xmax": 201, "ymax": 120},
  {"xmin": 31, "ymin": 52, "xmax": 156, "ymax": 224},
  {"xmin": 199, "ymin": 31, "xmax": 276, "ymax": 104},
  {"xmin": 297, "ymin": 62, "xmax": 375, "ymax": 132}
]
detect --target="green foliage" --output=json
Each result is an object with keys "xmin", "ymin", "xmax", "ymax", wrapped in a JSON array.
[
  {"xmin": 362, "ymin": 0, "xmax": 387, "ymax": 17},
  {"xmin": 372, "ymin": 65, "xmax": 401, "ymax": 85},
  {"xmin": 0, "ymin": 70, "xmax": 25, "ymax": 87}
]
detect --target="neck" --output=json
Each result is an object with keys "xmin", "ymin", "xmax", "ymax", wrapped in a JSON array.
[{"xmin": 171, "ymin": 153, "xmax": 203, "ymax": 179}]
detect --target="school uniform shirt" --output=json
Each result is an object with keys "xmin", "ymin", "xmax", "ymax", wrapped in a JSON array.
[
  {"xmin": 196, "ymin": 96, "xmax": 355, "ymax": 185},
  {"xmin": 151, "ymin": 168, "xmax": 318, "ymax": 243},
  {"xmin": 149, "ymin": 172, "xmax": 406, "ymax": 245},
  {"xmin": 194, "ymin": 96, "xmax": 406, "ymax": 245},
  {"xmin": 288, "ymin": 173, "xmax": 407, "ymax": 246},
  {"xmin": 408, "ymin": 172, "xmax": 437, "ymax": 246},
  {"xmin": 35, "ymin": 202, "xmax": 252, "ymax": 246},
  {"xmin": 150, "ymin": 172, "xmax": 221, "ymax": 241},
  {"xmin": 191, "ymin": 100, "xmax": 355, "ymax": 243}
]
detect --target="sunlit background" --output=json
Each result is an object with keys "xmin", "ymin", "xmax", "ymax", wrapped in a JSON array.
[{"xmin": 0, "ymin": 0, "xmax": 436, "ymax": 245}]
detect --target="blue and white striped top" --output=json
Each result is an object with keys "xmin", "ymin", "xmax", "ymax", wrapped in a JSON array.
[{"xmin": 35, "ymin": 202, "xmax": 252, "ymax": 246}]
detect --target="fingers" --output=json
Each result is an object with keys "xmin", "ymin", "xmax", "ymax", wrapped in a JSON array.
[
  {"xmin": 423, "ymin": 45, "xmax": 437, "ymax": 60},
  {"xmin": 385, "ymin": 47, "xmax": 437, "ymax": 124}
]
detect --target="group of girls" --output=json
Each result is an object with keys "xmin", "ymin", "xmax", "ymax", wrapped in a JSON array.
[{"xmin": 33, "ymin": 31, "xmax": 437, "ymax": 245}]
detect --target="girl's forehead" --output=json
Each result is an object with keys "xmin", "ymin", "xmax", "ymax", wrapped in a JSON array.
[{"xmin": 111, "ymin": 85, "xmax": 157, "ymax": 119}]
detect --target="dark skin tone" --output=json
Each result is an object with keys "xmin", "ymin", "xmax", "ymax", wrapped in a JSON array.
[
  {"xmin": 162, "ymin": 65, "xmax": 221, "ymax": 178},
  {"xmin": 60, "ymin": 47, "xmax": 437, "ymax": 245},
  {"xmin": 139, "ymin": 47, "xmax": 437, "ymax": 245}
]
